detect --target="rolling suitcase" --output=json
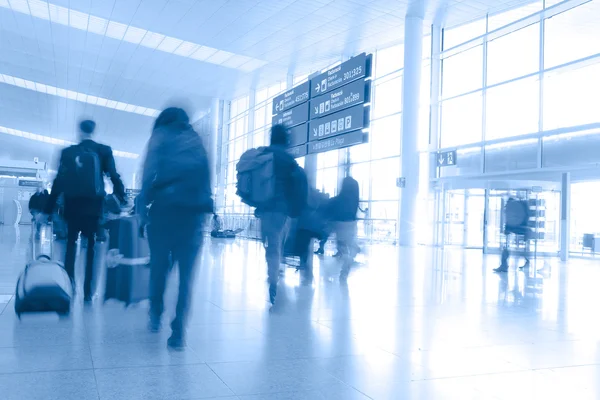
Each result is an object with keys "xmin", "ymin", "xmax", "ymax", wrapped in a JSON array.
[
  {"xmin": 15, "ymin": 223, "xmax": 72, "ymax": 318},
  {"xmin": 104, "ymin": 216, "xmax": 151, "ymax": 306}
]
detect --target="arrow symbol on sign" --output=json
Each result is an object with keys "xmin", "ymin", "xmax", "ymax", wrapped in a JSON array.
[
  {"xmin": 315, "ymin": 83, "xmax": 320, "ymax": 92},
  {"xmin": 276, "ymin": 103, "xmax": 280, "ymax": 111},
  {"xmin": 438, "ymin": 155, "xmax": 444, "ymax": 165},
  {"xmin": 314, "ymin": 106, "xmax": 319, "ymax": 114},
  {"xmin": 313, "ymin": 128, "xmax": 318, "ymax": 136}
]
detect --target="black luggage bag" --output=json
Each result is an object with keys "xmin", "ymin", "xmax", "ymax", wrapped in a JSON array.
[{"xmin": 104, "ymin": 216, "xmax": 151, "ymax": 306}]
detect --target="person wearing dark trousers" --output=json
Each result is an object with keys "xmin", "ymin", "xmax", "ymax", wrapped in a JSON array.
[
  {"xmin": 43, "ymin": 119, "xmax": 126, "ymax": 302},
  {"xmin": 140, "ymin": 107, "xmax": 213, "ymax": 350},
  {"xmin": 29, "ymin": 188, "xmax": 49, "ymax": 239}
]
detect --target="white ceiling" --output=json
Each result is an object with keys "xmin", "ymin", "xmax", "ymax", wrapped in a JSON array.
[{"xmin": 0, "ymin": 0, "xmax": 538, "ymax": 165}]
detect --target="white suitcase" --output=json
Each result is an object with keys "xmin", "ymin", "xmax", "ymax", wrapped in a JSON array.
[{"xmin": 15, "ymin": 223, "xmax": 72, "ymax": 318}]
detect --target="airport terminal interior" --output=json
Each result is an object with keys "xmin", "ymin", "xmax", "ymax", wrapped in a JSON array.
[{"xmin": 1, "ymin": 0, "xmax": 600, "ymax": 398}]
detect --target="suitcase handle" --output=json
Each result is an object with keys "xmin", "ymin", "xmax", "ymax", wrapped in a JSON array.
[
  {"xmin": 31, "ymin": 220, "xmax": 54, "ymax": 261},
  {"xmin": 36, "ymin": 255, "xmax": 51, "ymax": 261}
]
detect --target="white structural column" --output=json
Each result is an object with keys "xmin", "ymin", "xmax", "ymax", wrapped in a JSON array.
[
  {"xmin": 398, "ymin": 15, "xmax": 424, "ymax": 246},
  {"xmin": 560, "ymin": 172, "xmax": 571, "ymax": 261}
]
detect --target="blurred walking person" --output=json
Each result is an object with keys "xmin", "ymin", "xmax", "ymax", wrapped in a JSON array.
[
  {"xmin": 327, "ymin": 176, "xmax": 360, "ymax": 280},
  {"xmin": 29, "ymin": 187, "xmax": 49, "ymax": 239},
  {"xmin": 42, "ymin": 119, "xmax": 126, "ymax": 302},
  {"xmin": 140, "ymin": 107, "xmax": 213, "ymax": 350},
  {"xmin": 236, "ymin": 124, "xmax": 306, "ymax": 305}
]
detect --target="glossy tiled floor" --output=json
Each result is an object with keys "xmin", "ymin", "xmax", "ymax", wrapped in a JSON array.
[{"xmin": 0, "ymin": 224, "xmax": 599, "ymax": 399}]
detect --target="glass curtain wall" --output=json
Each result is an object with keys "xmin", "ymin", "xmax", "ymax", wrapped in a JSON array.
[
  {"xmin": 219, "ymin": 82, "xmax": 286, "ymax": 215},
  {"xmin": 438, "ymin": 0, "xmax": 600, "ymax": 253},
  {"xmin": 439, "ymin": 0, "xmax": 600, "ymax": 159}
]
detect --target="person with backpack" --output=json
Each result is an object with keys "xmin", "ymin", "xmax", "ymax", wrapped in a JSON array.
[
  {"xmin": 42, "ymin": 119, "xmax": 126, "ymax": 302},
  {"xmin": 236, "ymin": 124, "xmax": 307, "ymax": 305},
  {"xmin": 326, "ymin": 176, "xmax": 360, "ymax": 281},
  {"xmin": 139, "ymin": 107, "xmax": 213, "ymax": 350}
]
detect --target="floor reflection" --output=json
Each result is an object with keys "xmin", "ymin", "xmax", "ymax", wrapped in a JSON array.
[{"xmin": 0, "ymin": 226, "xmax": 598, "ymax": 399}]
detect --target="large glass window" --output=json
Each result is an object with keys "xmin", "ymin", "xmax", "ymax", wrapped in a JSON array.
[
  {"xmin": 543, "ymin": 62, "xmax": 600, "ymax": 130},
  {"xmin": 544, "ymin": 1, "xmax": 600, "ymax": 69},
  {"xmin": 444, "ymin": 19, "xmax": 486, "ymax": 50},
  {"xmin": 371, "ymin": 158, "xmax": 399, "ymax": 201},
  {"xmin": 440, "ymin": 92, "xmax": 482, "ymax": 147},
  {"xmin": 375, "ymin": 44, "xmax": 404, "ymax": 77},
  {"xmin": 442, "ymin": 45, "xmax": 483, "ymax": 98},
  {"xmin": 370, "ymin": 114, "xmax": 401, "ymax": 159},
  {"xmin": 487, "ymin": 2, "xmax": 542, "ymax": 32},
  {"xmin": 372, "ymin": 74, "xmax": 402, "ymax": 119},
  {"xmin": 487, "ymin": 23, "xmax": 540, "ymax": 85},
  {"xmin": 486, "ymin": 76, "xmax": 540, "ymax": 140}
]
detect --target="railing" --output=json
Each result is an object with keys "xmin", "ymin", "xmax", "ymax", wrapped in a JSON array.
[{"xmin": 210, "ymin": 213, "xmax": 398, "ymax": 244}]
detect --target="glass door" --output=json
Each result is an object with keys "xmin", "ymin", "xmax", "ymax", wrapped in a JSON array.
[
  {"xmin": 465, "ymin": 189, "xmax": 485, "ymax": 248},
  {"xmin": 444, "ymin": 189, "xmax": 466, "ymax": 246}
]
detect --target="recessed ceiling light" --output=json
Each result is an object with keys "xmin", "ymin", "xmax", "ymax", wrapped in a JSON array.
[
  {"xmin": 8, "ymin": 0, "xmax": 29, "ymax": 14},
  {"xmin": 157, "ymin": 36, "xmax": 183, "ymax": 53},
  {"xmin": 174, "ymin": 41, "xmax": 200, "ymax": 57},
  {"xmin": 207, "ymin": 50, "xmax": 235, "ymax": 65},
  {"xmin": 190, "ymin": 46, "xmax": 218, "ymax": 61},
  {"xmin": 28, "ymin": 0, "xmax": 49, "ymax": 19},
  {"xmin": 48, "ymin": 3, "xmax": 68, "ymax": 25},
  {"xmin": 140, "ymin": 32, "xmax": 165, "ymax": 49},
  {"xmin": 123, "ymin": 26, "xmax": 147, "ymax": 45},
  {"xmin": 69, "ymin": 9, "xmax": 89, "ymax": 30},
  {"xmin": 0, "ymin": 124, "xmax": 139, "ymax": 159},
  {"xmin": 0, "ymin": 0, "xmax": 268, "ymax": 72},
  {"xmin": 106, "ymin": 21, "xmax": 127, "ymax": 40},
  {"xmin": 87, "ymin": 15, "xmax": 108, "ymax": 35}
]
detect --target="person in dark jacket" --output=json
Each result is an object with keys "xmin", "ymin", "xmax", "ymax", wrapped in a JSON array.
[
  {"xmin": 29, "ymin": 188, "xmax": 49, "ymax": 239},
  {"xmin": 43, "ymin": 119, "xmax": 126, "ymax": 302},
  {"xmin": 327, "ymin": 176, "xmax": 360, "ymax": 280},
  {"xmin": 140, "ymin": 107, "xmax": 213, "ymax": 350},
  {"xmin": 258, "ymin": 124, "xmax": 305, "ymax": 305}
]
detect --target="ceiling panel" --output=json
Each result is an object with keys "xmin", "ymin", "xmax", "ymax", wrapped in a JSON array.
[{"xmin": 0, "ymin": 0, "xmax": 544, "ymax": 164}]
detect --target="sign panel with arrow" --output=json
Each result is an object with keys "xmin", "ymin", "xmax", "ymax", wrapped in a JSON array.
[
  {"xmin": 437, "ymin": 150, "xmax": 457, "ymax": 167},
  {"xmin": 310, "ymin": 53, "xmax": 371, "ymax": 97},
  {"xmin": 271, "ymin": 80, "xmax": 310, "ymax": 115},
  {"xmin": 310, "ymin": 79, "xmax": 370, "ymax": 119}
]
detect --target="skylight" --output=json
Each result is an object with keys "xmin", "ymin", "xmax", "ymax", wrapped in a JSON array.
[
  {"xmin": 0, "ymin": 0, "xmax": 266, "ymax": 72},
  {"xmin": 0, "ymin": 72, "xmax": 160, "ymax": 117}
]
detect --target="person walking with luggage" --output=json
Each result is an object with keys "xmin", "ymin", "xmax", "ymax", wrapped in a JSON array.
[
  {"xmin": 236, "ymin": 124, "xmax": 307, "ymax": 305},
  {"xmin": 29, "ymin": 187, "xmax": 49, "ymax": 239},
  {"xmin": 236, "ymin": 125, "xmax": 308, "ymax": 304},
  {"xmin": 326, "ymin": 176, "xmax": 360, "ymax": 281},
  {"xmin": 42, "ymin": 119, "xmax": 126, "ymax": 302},
  {"xmin": 140, "ymin": 107, "xmax": 213, "ymax": 350}
]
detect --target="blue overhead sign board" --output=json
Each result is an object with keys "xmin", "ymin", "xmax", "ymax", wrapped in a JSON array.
[
  {"xmin": 271, "ymin": 101, "xmax": 309, "ymax": 128},
  {"xmin": 308, "ymin": 130, "xmax": 366, "ymax": 155},
  {"xmin": 308, "ymin": 105, "xmax": 370, "ymax": 142},
  {"xmin": 310, "ymin": 79, "xmax": 370, "ymax": 120},
  {"xmin": 288, "ymin": 123, "xmax": 308, "ymax": 147},
  {"xmin": 310, "ymin": 53, "xmax": 372, "ymax": 97},
  {"xmin": 272, "ymin": 80, "xmax": 310, "ymax": 115},
  {"xmin": 270, "ymin": 52, "xmax": 372, "ymax": 156}
]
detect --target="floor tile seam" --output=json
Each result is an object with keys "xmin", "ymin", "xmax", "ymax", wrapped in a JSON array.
[
  {"xmin": 90, "ymin": 361, "xmax": 210, "ymax": 372},
  {"xmin": 205, "ymin": 362, "xmax": 238, "ymax": 398},
  {"xmin": 409, "ymin": 365, "xmax": 543, "ymax": 382},
  {"xmin": 84, "ymin": 319, "xmax": 102, "ymax": 400},
  {"xmin": 207, "ymin": 360, "xmax": 372, "ymax": 399},
  {"xmin": 0, "ymin": 298, "xmax": 11, "ymax": 315},
  {"xmin": 206, "ymin": 300, "xmax": 227, "ymax": 312},
  {"xmin": 199, "ymin": 347, "xmax": 403, "ymax": 366},
  {"xmin": 0, "ymin": 366, "xmax": 96, "ymax": 377}
]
